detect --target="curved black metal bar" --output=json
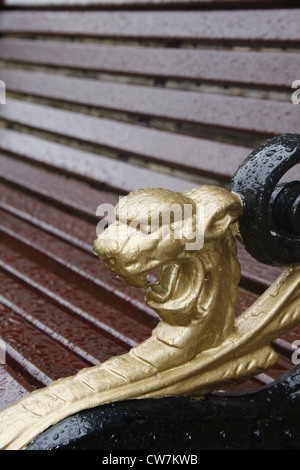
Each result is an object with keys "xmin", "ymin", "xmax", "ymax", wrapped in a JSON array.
[
  {"xmin": 270, "ymin": 181, "xmax": 300, "ymax": 236},
  {"xmin": 230, "ymin": 134, "xmax": 300, "ymax": 266},
  {"xmin": 26, "ymin": 364, "xmax": 300, "ymax": 450}
]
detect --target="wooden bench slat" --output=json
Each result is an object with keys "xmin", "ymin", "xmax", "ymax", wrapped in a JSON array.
[
  {"xmin": 0, "ymin": 366, "xmax": 33, "ymax": 412},
  {"xmin": 1, "ymin": 100, "xmax": 299, "ymax": 181},
  {"xmin": 0, "ymin": 68, "xmax": 300, "ymax": 133},
  {"xmin": 0, "ymin": 241, "xmax": 148, "ymax": 351},
  {"xmin": 1, "ymin": 10, "xmax": 299, "ymax": 45},
  {"xmin": 2, "ymin": 0, "xmax": 294, "ymax": 7},
  {"xmin": 0, "ymin": 128, "xmax": 196, "ymax": 193},
  {"xmin": 0, "ymin": 181, "xmax": 97, "ymax": 253},
  {"xmin": 2, "ymin": 96, "xmax": 298, "ymax": 145},
  {"xmin": 0, "ymin": 301, "xmax": 89, "ymax": 384},
  {"xmin": 0, "ymin": 255, "xmax": 131, "ymax": 364},
  {"xmin": 0, "ymin": 217, "xmax": 153, "ymax": 344},
  {"xmin": 262, "ymin": 356, "xmax": 294, "ymax": 381},
  {"xmin": 237, "ymin": 243, "xmax": 283, "ymax": 294},
  {"xmin": 0, "ymin": 208, "xmax": 157, "ymax": 324},
  {"xmin": 0, "ymin": 154, "xmax": 119, "ymax": 219},
  {"xmin": 1, "ymin": 42, "xmax": 299, "ymax": 90},
  {"xmin": 0, "ymin": 109, "xmax": 252, "ymax": 182}
]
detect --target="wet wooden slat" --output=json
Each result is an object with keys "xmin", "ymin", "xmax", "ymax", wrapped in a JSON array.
[
  {"xmin": 0, "ymin": 182, "xmax": 98, "ymax": 253},
  {"xmin": 0, "ymin": 129, "xmax": 196, "ymax": 194},
  {"xmin": 1, "ymin": 44, "xmax": 299, "ymax": 90},
  {"xmin": 1, "ymin": 102, "xmax": 299, "ymax": 186},
  {"xmin": 262, "ymin": 356, "xmax": 294, "ymax": 381},
  {"xmin": 0, "ymin": 258, "xmax": 133, "ymax": 361},
  {"xmin": 1, "ymin": 98, "xmax": 299, "ymax": 164},
  {"xmin": 0, "ymin": 366, "xmax": 33, "ymax": 412},
  {"xmin": 1, "ymin": 10, "xmax": 299, "ymax": 46},
  {"xmin": 0, "ymin": 117, "xmax": 250, "ymax": 185},
  {"xmin": 0, "ymin": 208, "xmax": 157, "ymax": 324},
  {"xmin": 0, "ymin": 153, "xmax": 118, "ymax": 219},
  {"xmin": 0, "ymin": 239, "xmax": 152, "ymax": 347},
  {"xmin": 1, "ymin": 67, "xmax": 299, "ymax": 132},
  {"xmin": 2, "ymin": 0, "xmax": 296, "ymax": 7},
  {"xmin": 0, "ymin": 303, "xmax": 89, "ymax": 385},
  {"xmin": 237, "ymin": 243, "xmax": 283, "ymax": 295},
  {"xmin": 0, "ymin": 101, "xmax": 280, "ymax": 187}
]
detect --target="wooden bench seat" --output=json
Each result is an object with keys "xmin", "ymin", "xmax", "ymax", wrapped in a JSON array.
[{"xmin": 0, "ymin": 0, "xmax": 299, "ymax": 417}]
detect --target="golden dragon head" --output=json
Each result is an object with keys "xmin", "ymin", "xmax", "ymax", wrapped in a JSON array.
[{"xmin": 93, "ymin": 186, "xmax": 242, "ymax": 326}]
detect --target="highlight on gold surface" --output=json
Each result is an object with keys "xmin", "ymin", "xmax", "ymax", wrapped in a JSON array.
[{"xmin": 0, "ymin": 185, "xmax": 299, "ymax": 450}]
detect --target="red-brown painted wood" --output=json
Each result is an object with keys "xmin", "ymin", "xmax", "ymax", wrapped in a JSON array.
[
  {"xmin": 1, "ymin": 44, "xmax": 299, "ymax": 90},
  {"xmin": 0, "ymin": 366, "xmax": 33, "ymax": 412},
  {"xmin": 0, "ymin": 154, "xmax": 119, "ymax": 218},
  {"xmin": 0, "ymin": 241, "xmax": 152, "ymax": 347},
  {"xmin": 0, "ymin": 302, "xmax": 89, "ymax": 385},
  {"xmin": 0, "ymin": 210, "xmax": 157, "ymax": 325},
  {"xmin": 0, "ymin": 128, "xmax": 196, "ymax": 193},
  {"xmin": 1, "ymin": 10, "xmax": 299, "ymax": 46},
  {"xmin": 1, "ymin": 93, "xmax": 299, "ymax": 145},
  {"xmin": 2, "ymin": 0, "xmax": 298, "ymax": 7}
]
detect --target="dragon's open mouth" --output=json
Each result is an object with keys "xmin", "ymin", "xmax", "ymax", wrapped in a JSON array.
[
  {"xmin": 142, "ymin": 262, "xmax": 181, "ymax": 303},
  {"xmin": 119, "ymin": 260, "xmax": 181, "ymax": 304}
]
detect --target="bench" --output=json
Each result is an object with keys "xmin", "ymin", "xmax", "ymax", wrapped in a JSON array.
[{"xmin": 0, "ymin": 0, "xmax": 299, "ymax": 448}]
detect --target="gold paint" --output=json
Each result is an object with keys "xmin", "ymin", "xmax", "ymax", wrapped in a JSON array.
[{"xmin": 0, "ymin": 185, "xmax": 299, "ymax": 450}]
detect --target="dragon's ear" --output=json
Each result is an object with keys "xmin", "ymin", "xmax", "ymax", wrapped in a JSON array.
[
  {"xmin": 205, "ymin": 208, "xmax": 241, "ymax": 239},
  {"xmin": 184, "ymin": 186, "xmax": 243, "ymax": 240}
]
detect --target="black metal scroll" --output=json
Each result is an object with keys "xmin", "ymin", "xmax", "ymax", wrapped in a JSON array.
[{"xmin": 230, "ymin": 134, "xmax": 300, "ymax": 266}]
